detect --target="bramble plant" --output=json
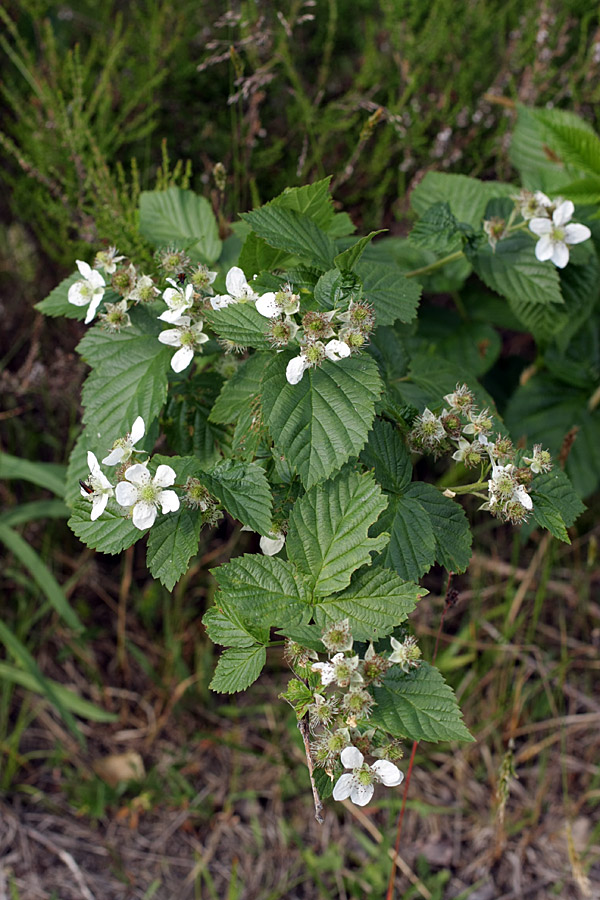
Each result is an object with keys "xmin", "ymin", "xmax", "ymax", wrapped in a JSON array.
[{"xmin": 37, "ymin": 104, "xmax": 598, "ymax": 819}]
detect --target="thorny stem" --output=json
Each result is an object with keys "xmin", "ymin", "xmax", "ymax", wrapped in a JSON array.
[
  {"xmin": 298, "ymin": 716, "xmax": 324, "ymax": 824},
  {"xmin": 442, "ymin": 479, "xmax": 489, "ymax": 494}
]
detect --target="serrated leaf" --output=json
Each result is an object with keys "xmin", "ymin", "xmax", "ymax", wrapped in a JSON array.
[
  {"xmin": 204, "ymin": 303, "xmax": 272, "ymax": 350},
  {"xmin": 271, "ymin": 178, "xmax": 336, "ymax": 230},
  {"xmin": 139, "ymin": 187, "xmax": 221, "ymax": 264},
  {"xmin": 373, "ymin": 495, "xmax": 436, "ymax": 582},
  {"xmin": 212, "ymin": 554, "xmax": 311, "ymax": 625},
  {"xmin": 360, "ymin": 419, "xmax": 412, "ymax": 494},
  {"xmin": 533, "ymin": 112, "xmax": 600, "ymax": 179},
  {"xmin": 313, "ymin": 767, "xmax": 335, "ymax": 800},
  {"xmin": 434, "ymin": 320, "xmax": 501, "ymax": 377},
  {"xmin": 409, "ymin": 202, "xmax": 460, "ymax": 253},
  {"xmin": 69, "ymin": 500, "xmax": 140, "ymax": 555},
  {"xmin": 275, "ymin": 624, "xmax": 326, "ymax": 653},
  {"xmin": 237, "ymin": 231, "xmax": 294, "ymax": 277},
  {"xmin": 404, "ymin": 483, "xmax": 472, "ymax": 573},
  {"xmin": 210, "ymin": 353, "xmax": 271, "ymax": 424},
  {"xmin": 554, "ymin": 256, "xmax": 600, "ymax": 352},
  {"xmin": 530, "ymin": 468, "xmax": 585, "ymax": 542},
  {"xmin": 355, "ymin": 260, "xmax": 422, "ymax": 327},
  {"xmin": 35, "ymin": 272, "xmax": 86, "ymax": 319},
  {"xmin": 203, "ymin": 605, "xmax": 269, "ymax": 647},
  {"xmin": 371, "ymin": 662, "xmax": 474, "ymax": 742},
  {"xmin": 209, "ymin": 645, "xmax": 267, "ymax": 693},
  {"xmin": 262, "ymin": 352, "xmax": 382, "ymax": 489},
  {"xmin": 472, "ymin": 233, "xmax": 563, "ymax": 332},
  {"xmin": 314, "ymin": 268, "xmax": 363, "ymax": 311},
  {"xmin": 146, "ymin": 506, "xmax": 204, "ymax": 590},
  {"xmin": 334, "ymin": 231, "xmax": 385, "ymax": 272},
  {"xmin": 164, "ymin": 371, "xmax": 228, "ymax": 466},
  {"xmin": 411, "ymin": 173, "xmax": 514, "ymax": 228},
  {"xmin": 280, "ymin": 679, "xmax": 314, "ymax": 719},
  {"xmin": 313, "ymin": 566, "xmax": 425, "ymax": 640},
  {"xmin": 505, "ymin": 373, "xmax": 600, "ymax": 497},
  {"xmin": 287, "ymin": 469, "xmax": 388, "ymax": 596},
  {"xmin": 241, "ymin": 205, "xmax": 336, "ymax": 270},
  {"xmin": 202, "ymin": 460, "xmax": 272, "ymax": 535}
]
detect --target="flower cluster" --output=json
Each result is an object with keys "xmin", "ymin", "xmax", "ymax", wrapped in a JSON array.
[
  {"xmin": 514, "ymin": 191, "xmax": 591, "ymax": 269},
  {"xmin": 282, "ymin": 620, "xmax": 421, "ymax": 806},
  {"xmin": 157, "ymin": 267, "xmax": 217, "ymax": 372},
  {"xmin": 409, "ymin": 384, "xmax": 552, "ymax": 524},
  {"xmin": 68, "ymin": 249, "xmax": 162, "ymax": 326}
]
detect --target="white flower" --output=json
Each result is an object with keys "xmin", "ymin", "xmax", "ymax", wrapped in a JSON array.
[
  {"xmin": 158, "ymin": 281, "xmax": 195, "ymax": 323},
  {"xmin": 255, "ymin": 292, "xmax": 283, "ymax": 318},
  {"xmin": 102, "ymin": 416, "xmax": 145, "ymax": 466},
  {"xmin": 68, "ymin": 260, "xmax": 106, "ymax": 324},
  {"xmin": 94, "ymin": 246, "xmax": 125, "ymax": 274},
  {"xmin": 158, "ymin": 315, "xmax": 210, "ymax": 372},
  {"xmin": 311, "ymin": 653, "xmax": 362, "ymax": 688},
  {"xmin": 80, "ymin": 451, "xmax": 114, "ymax": 521},
  {"xmin": 126, "ymin": 274, "xmax": 160, "ymax": 304},
  {"xmin": 210, "ymin": 266, "xmax": 258, "ymax": 310},
  {"xmin": 388, "ymin": 635, "xmax": 421, "ymax": 672},
  {"xmin": 324, "ymin": 339, "xmax": 351, "ymax": 361},
  {"xmin": 286, "ymin": 354, "xmax": 310, "ymax": 385},
  {"xmin": 523, "ymin": 444, "xmax": 552, "ymax": 474},
  {"xmin": 115, "ymin": 463, "xmax": 180, "ymax": 530},
  {"xmin": 451, "ymin": 437, "xmax": 471, "ymax": 463},
  {"xmin": 259, "ymin": 530, "xmax": 286, "ymax": 556},
  {"xmin": 529, "ymin": 201, "xmax": 591, "ymax": 268},
  {"xmin": 332, "ymin": 746, "xmax": 403, "ymax": 807}
]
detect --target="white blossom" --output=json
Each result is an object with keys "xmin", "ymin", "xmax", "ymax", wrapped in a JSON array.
[
  {"xmin": 255, "ymin": 292, "xmax": 283, "ymax": 318},
  {"xmin": 159, "ymin": 281, "xmax": 195, "ymax": 323},
  {"xmin": 324, "ymin": 339, "xmax": 351, "ymax": 361},
  {"xmin": 311, "ymin": 653, "xmax": 362, "ymax": 688},
  {"xmin": 332, "ymin": 746, "xmax": 403, "ymax": 806},
  {"xmin": 286, "ymin": 354, "xmax": 310, "ymax": 385},
  {"xmin": 102, "ymin": 416, "xmax": 145, "ymax": 466},
  {"xmin": 68, "ymin": 260, "xmax": 106, "ymax": 324},
  {"xmin": 259, "ymin": 530, "xmax": 286, "ymax": 556},
  {"xmin": 211, "ymin": 266, "xmax": 258, "ymax": 309},
  {"xmin": 94, "ymin": 246, "xmax": 124, "ymax": 274},
  {"xmin": 529, "ymin": 200, "xmax": 591, "ymax": 268},
  {"xmin": 80, "ymin": 452, "xmax": 114, "ymax": 520},
  {"xmin": 158, "ymin": 315, "xmax": 210, "ymax": 372},
  {"xmin": 115, "ymin": 463, "xmax": 179, "ymax": 530}
]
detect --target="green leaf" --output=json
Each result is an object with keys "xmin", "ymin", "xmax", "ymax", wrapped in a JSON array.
[
  {"xmin": 404, "ymin": 483, "xmax": 472, "ymax": 573},
  {"xmin": 411, "ymin": 173, "xmax": 514, "ymax": 228},
  {"xmin": 139, "ymin": 187, "xmax": 222, "ymax": 264},
  {"xmin": 205, "ymin": 302, "xmax": 273, "ymax": 350},
  {"xmin": 275, "ymin": 624, "xmax": 326, "ymax": 653},
  {"xmin": 334, "ymin": 231, "xmax": 385, "ymax": 272},
  {"xmin": 0, "ymin": 453, "xmax": 66, "ymax": 498},
  {"xmin": 0, "ymin": 662, "xmax": 117, "ymax": 722},
  {"xmin": 313, "ymin": 566, "xmax": 425, "ymax": 640},
  {"xmin": 533, "ymin": 112, "xmax": 600, "ymax": 179},
  {"xmin": 472, "ymin": 233, "xmax": 563, "ymax": 339},
  {"xmin": 430, "ymin": 320, "xmax": 501, "ymax": 378},
  {"xmin": 209, "ymin": 645, "xmax": 267, "ymax": 694},
  {"xmin": 0, "ymin": 499, "xmax": 68, "ymax": 527},
  {"xmin": 238, "ymin": 231, "xmax": 294, "ymax": 277},
  {"xmin": 241, "ymin": 205, "xmax": 336, "ymax": 270},
  {"xmin": 262, "ymin": 352, "xmax": 382, "ymax": 489},
  {"xmin": 360, "ymin": 419, "xmax": 412, "ymax": 494},
  {"xmin": 554, "ymin": 256, "xmax": 600, "ymax": 352},
  {"xmin": 355, "ymin": 260, "xmax": 422, "ymax": 327},
  {"xmin": 0, "ymin": 523, "xmax": 83, "ymax": 631},
  {"xmin": 555, "ymin": 176, "xmax": 600, "ymax": 205},
  {"xmin": 212, "ymin": 555, "xmax": 311, "ymax": 625},
  {"xmin": 373, "ymin": 494, "xmax": 436, "ymax": 582},
  {"xmin": 146, "ymin": 506, "xmax": 204, "ymax": 590},
  {"xmin": 530, "ymin": 468, "xmax": 586, "ymax": 542},
  {"xmin": 371, "ymin": 662, "xmax": 474, "ymax": 742},
  {"xmin": 35, "ymin": 272, "xmax": 86, "ymax": 319},
  {"xmin": 271, "ymin": 178, "xmax": 336, "ymax": 229},
  {"xmin": 164, "ymin": 371, "xmax": 228, "ymax": 466},
  {"xmin": 201, "ymin": 459, "xmax": 272, "ymax": 535},
  {"xmin": 287, "ymin": 468, "xmax": 389, "ymax": 596},
  {"xmin": 280, "ymin": 679, "xmax": 314, "ymax": 719},
  {"xmin": 69, "ymin": 500, "xmax": 140, "ymax": 555},
  {"xmin": 313, "ymin": 268, "xmax": 363, "ymax": 311},
  {"xmin": 203, "ymin": 604, "xmax": 269, "ymax": 647},
  {"xmin": 210, "ymin": 353, "xmax": 271, "ymax": 424},
  {"xmin": 409, "ymin": 202, "xmax": 460, "ymax": 253},
  {"xmin": 505, "ymin": 374, "xmax": 600, "ymax": 498}
]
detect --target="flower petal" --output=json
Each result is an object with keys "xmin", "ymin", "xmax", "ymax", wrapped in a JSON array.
[
  {"xmin": 535, "ymin": 235, "xmax": 555, "ymax": 262},
  {"xmin": 124, "ymin": 463, "xmax": 151, "ymax": 485},
  {"xmin": 340, "ymin": 746, "xmax": 364, "ymax": 768},
  {"xmin": 115, "ymin": 481, "xmax": 138, "ymax": 507},
  {"xmin": 89, "ymin": 270, "xmax": 105, "ymax": 289},
  {"xmin": 153, "ymin": 464, "xmax": 176, "ymax": 488},
  {"xmin": 171, "ymin": 345, "xmax": 194, "ymax": 372},
  {"xmin": 91, "ymin": 493, "xmax": 109, "ymax": 521},
  {"xmin": 553, "ymin": 200, "xmax": 574, "ymax": 227},
  {"xmin": 255, "ymin": 293, "xmax": 281, "ymax": 318},
  {"xmin": 102, "ymin": 447, "xmax": 125, "ymax": 466},
  {"xmin": 84, "ymin": 292, "xmax": 103, "ymax": 324},
  {"xmin": 286, "ymin": 355, "xmax": 308, "ymax": 385},
  {"xmin": 76, "ymin": 259, "xmax": 92, "ymax": 279},
  {"xmin": 130, "ymin": 416, "xmax": 145, "ymax": 444},
  {"xmin": 210, "ymin": 294, "xmax": 233, "ymax": 310},
  {"xmin": 372, "ymin": 760, "xmax": 404, "ymax": 787},
  {"xmin": 564, "ymin": 223, "xmax": 591, "ymax": 245},
  {"xmin": 67, "ymin": 282, "xmax": 89, "ymax": 307},
  {"xmin": 132, "ymin": 501, "xmax": 157, "ymax": 530},
  {"xmin": 325, "ymin": 339, "xmax": 351, "ymax": 361},
  {"xmin": 87, "ymin": 451, "xmax": 101, "ymax": 475},
  {"xmin": 226, "ymin": 266, "xmax": 248, "ymax": 298},
  {"xmin": 158, "ymin": 308, "xmax": 188, "ymax": 324},
  {"xmin": 332, "ymin": 773, "xmax": 354, "ymax": 802},
  {"xmin": 260, "ymin": 531, "xmax": 285, "ymax": 555},
  {"xmin": 350, "ymin": 782, "xmax": 374, "ymax": 806},
  {"xmin": 551, "ymin": 241, "xmax": 569, "ymax": 268},
  {"xmin": 158, "ymin": 329, "xmax": 183, "ymax": 347},
  {"xmin": 529, "ymin": 217, "xmax": 552, "ymax": 236},
  {"xmin": 158, "ymin": 489, "xmax": 180, "ymax": 513}
]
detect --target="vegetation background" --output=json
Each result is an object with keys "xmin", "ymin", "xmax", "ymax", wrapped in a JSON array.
[{"xmin": 0, "ymin": 1, "xmax": 599, "ymax": 897}]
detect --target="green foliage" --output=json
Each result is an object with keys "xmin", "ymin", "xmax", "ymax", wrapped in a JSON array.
[{"xmin": 139, "ymin": 187, "xmax": 222, "ymax": 264}]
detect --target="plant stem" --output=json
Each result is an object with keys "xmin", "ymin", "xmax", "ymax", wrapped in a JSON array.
[
  {"xmin": 403, "ymin": 249, "xmax": 464, "ymax": 278},
  {"xmin": 441, "ymin": 479, "xmax": 488, "ymax": 494},
  {"xmin": 298, "ymin": 716, "xmax": 324, "ymax": 824}
]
